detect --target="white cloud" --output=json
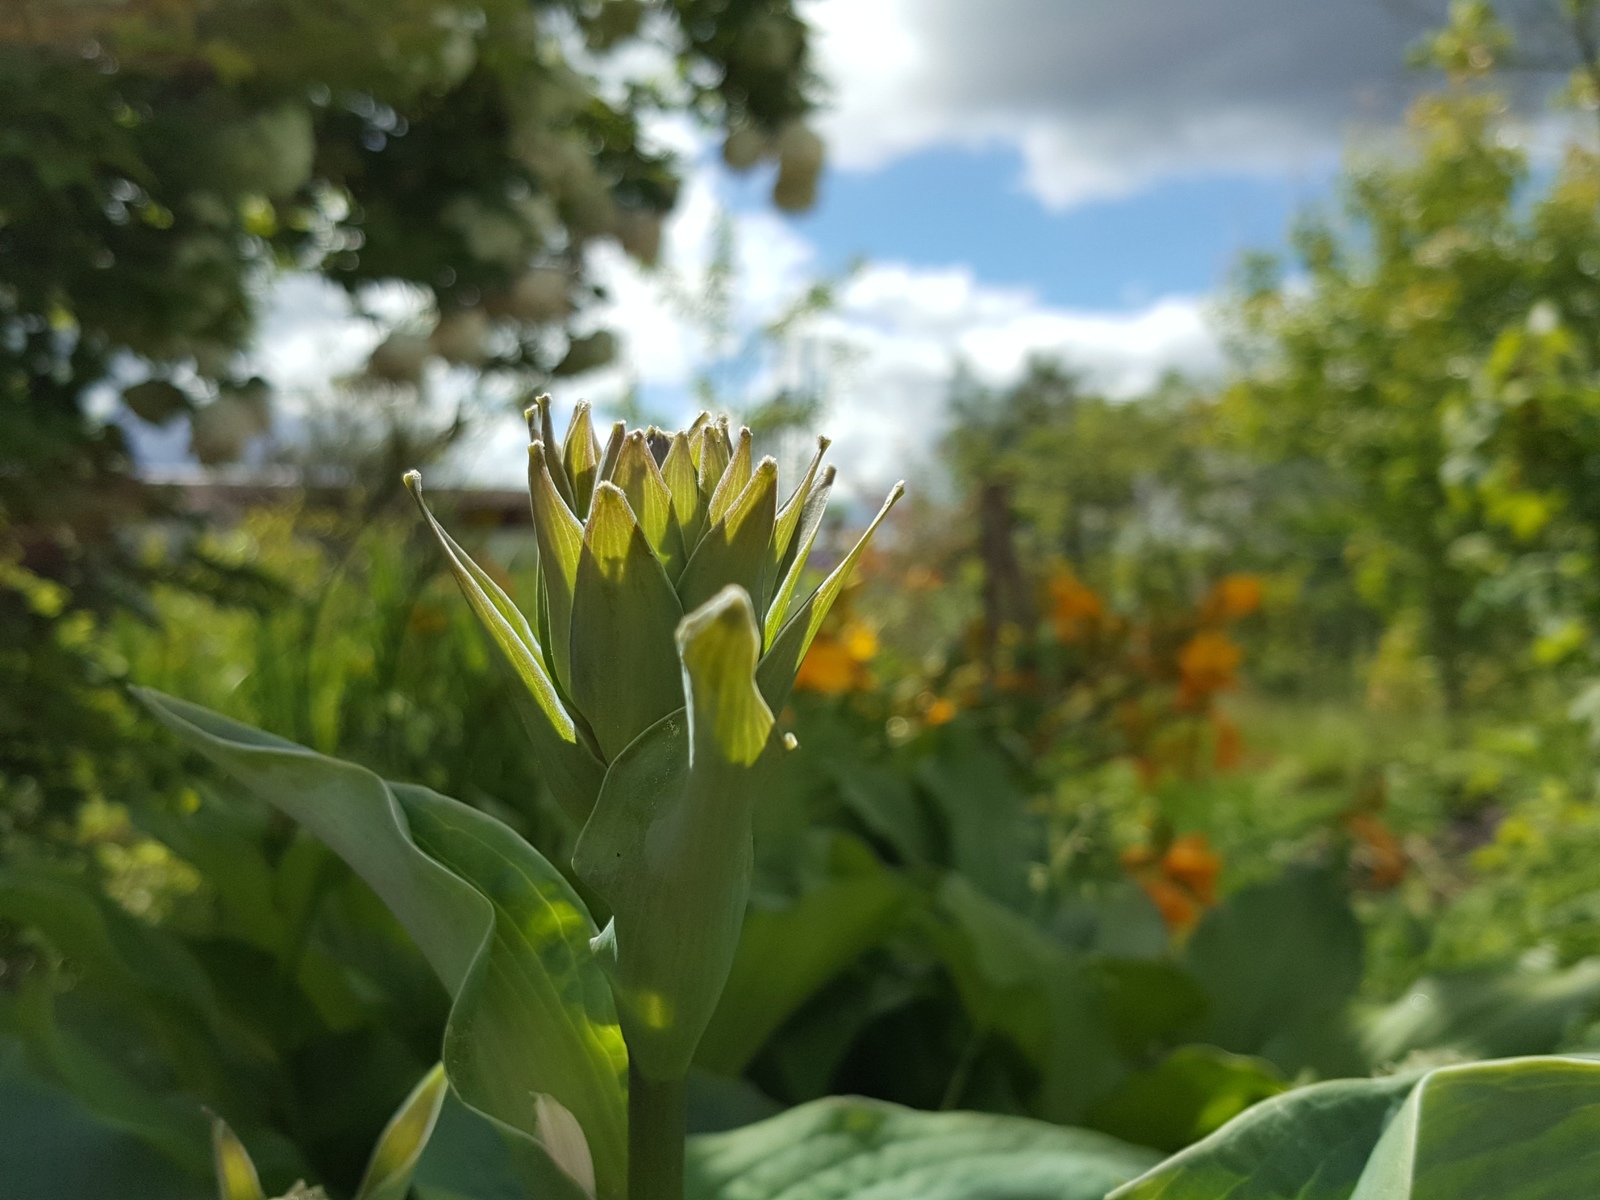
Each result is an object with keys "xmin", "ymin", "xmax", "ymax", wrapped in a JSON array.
[{"xmin": 805, "ymin": 0, "xmax": 1531, "ymax": 207}]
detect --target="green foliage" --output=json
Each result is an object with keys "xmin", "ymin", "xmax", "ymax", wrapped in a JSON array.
[
  {"xmin": 684, "ymin": 1097, "xmax": 1162, "ymax": 1200},
  {"xmin": 1112, "ymin": 1056, "xmax": 1600, "ymax": 1200}
]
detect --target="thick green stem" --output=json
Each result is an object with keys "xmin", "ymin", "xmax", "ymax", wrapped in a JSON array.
[{"xmin": 628, "ymin": 1065, "xmax": 686, "ymax": 1200}]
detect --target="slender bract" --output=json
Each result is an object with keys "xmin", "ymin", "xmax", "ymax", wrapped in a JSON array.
[{"xmin": 404, "ymin": 404, "xmax": 904, "ymax": 1199}]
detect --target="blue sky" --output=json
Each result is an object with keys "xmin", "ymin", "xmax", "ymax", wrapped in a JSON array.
[
  {"xmin": 205, "ymin": 0, "xmax": 1509, "ymax": 488},
  {"xmin": 781, "ymin": 147, "xmax": 1337, "ymax": 310}
]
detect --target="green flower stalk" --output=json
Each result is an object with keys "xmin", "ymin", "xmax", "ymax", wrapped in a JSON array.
[{"xmin": 404, "ymin": 398, "xmax": 902, "ymax": 1199}]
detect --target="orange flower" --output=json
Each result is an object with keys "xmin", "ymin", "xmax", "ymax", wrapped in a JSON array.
[
  {"xmin": 1203, "ymin": 574, "xmax": 1263, "ymax": 622},
  {"xmin": 1123, "ymin": 832, "xmax": 1223, "ymax": 933},
  {"xmin": 1161, "ymin": 833, "xmax": 1221, "ymax": 905},
  {"xmin": 1212, "ymin": 711, "xmax": 1244, "ymax": 771},
  {"xmin": 1177, "ymin": 630, "xmax": 1242, "ymax": 705},
  {"xmin": 1346, "ymin": 813, "xmax": 1407, "ymax": 889},
  {"xmin": 1048, "ymin": 569, "xmax": 1105, "ymax": 642},
  {"xmin": 924, "ymin": 696, "xmax": 957, "ymax": 726},
  {"xmin": 1140, "ymin": 876, "xmax": 1203, "ymax": 933},
  {"xmin": 794, "ymin": 619, "xmax": 878, "ymax": 695}
]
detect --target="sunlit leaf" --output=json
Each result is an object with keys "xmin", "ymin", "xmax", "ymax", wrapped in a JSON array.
[{"xmin": 353, "ymin": 1063, "xmax": 449, "ymax": 1200}]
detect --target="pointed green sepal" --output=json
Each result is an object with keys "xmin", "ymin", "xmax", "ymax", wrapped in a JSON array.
[
  {"xmin": 758, "ymin": 481, "xmax": 905, "ymax": 710},
  {"xmin": 570, "ymin": 483, "xmax": 686, "ymax": 761},
  {"xmin": 696, "ymin": 423, "xmax": 731, "ymax": 507},
  {"xmin": 572, "ymin": 587, "xmax": 773, "ymax": 1081},
  {"xmin": 527, "ymin": 395, "xmax": 577, "ymax": 513},
  {"xmin": 354, "ymin": 1063, "xmax": 449, "ymax": 1200},
  {"xmin": 598, "ymin": 419, "xmax": 626, "ymax": 484},
  {"xmin": 613, "ymin": 430, "xmax": 687, "ymax": 579},
  {"xmin": 679, "ymin": 584, "xmax": 776, "ymax": 768},
  {"xmin": 677, "ymin": 457, "xmax": 779, "ymax": 616},
  {"xmin": 706, "ymin": 426, "xmax": 753, "ymax": 527},
  {"xmin": 564, "ymin": 401, "xmax": 603, "ymax": 519},
  {"xmin": 662, "ymin": 431, "xmax": 705, "ymax": 551},
  {"xmin": 527, "ymin": 442, "xmax": 586, "ymax": 693},
  {"xmin": 763, "ymin": 463, "xmax": 835, "ymax": 648},
  {"xmin": 211, "ymin": 1116, "xmax": 266, "ymax": 1200},
  {"xmin": 772, "ymin": 436, "xmax": 830, "ymax": 571},
  {"xmin": 406, "ymin": 471, "xmax": 604, "ymax": 823}
]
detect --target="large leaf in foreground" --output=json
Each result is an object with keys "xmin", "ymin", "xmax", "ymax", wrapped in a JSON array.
[
  {"xmin": 1111, "ymin": 1057, "xmax": 1600, "ymax": 1200},
  {"xmin": 137, "ymin": 690, "xmax": 626, "ymax": 1200},
  {"xmin": 685, "ymin": 1096, "xmax": 1160, "ymax": 1200},
  {"xmin": 1349, "ymin": 1056, "xmax": 1600, "ymax": 1199},
  {"xmin": 1108, "ymin": 1071, "xmax": 1417, "ymax": 1200}
]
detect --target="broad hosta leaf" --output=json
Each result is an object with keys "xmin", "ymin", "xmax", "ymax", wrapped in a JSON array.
[
  {"xmin": 1359, "ymin": 958, "xmax": 1600, "ymax": 1066},
  {"xmin": 573, "ymin": 588, "xmax": 773, "ymax": 1082},
  {"xmin": 1184, "ymin": 869, "xmax": 1365, "ymax": 1077},
  {"xmin": 1086, "ymin": 1045, "xmax": 1287, "ymax": 1153},
  {"xmin": 932, "ymin": 874, "xmax": 1123, "ymax": 1123},
  {"xmin": 137, "ymin": 692, "xmax": 626, "ymax": 1200},
  {"xmin": 354, "ymin": 1063, "xmax": 450, "ymax": 1200},
  {"xmin": 684, "ymin": 1096, "xmax": 1161, "ymax": 1200},
  {"xmin": 0, "ymin": 1055, "xmax": 209, "ymax": 1200},
  {"xmin": 1109, "ymin": 1071, "xmax": 1418, "ymax": 1200},
  {"xmin": 1113, "ymin": 1056, "xmax": 1600, "ymax": 1200},
  {"xmin": 1349, "ymin": 1056, "xmax": 1600, "ymax": 1199},
  {"xmin": 695, "ymin": 859, "xmax": 918, "ymax": 1075}
]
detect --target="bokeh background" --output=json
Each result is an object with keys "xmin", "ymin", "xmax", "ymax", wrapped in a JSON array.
[{"xmin": 13, "ymin": 2, "xmax": 1600, "ymax": 1197}]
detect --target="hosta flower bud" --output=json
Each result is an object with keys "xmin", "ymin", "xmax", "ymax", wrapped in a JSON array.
[{"xmin": 406, "ymin": 401, "xmax": 903, "ymax": 1081}]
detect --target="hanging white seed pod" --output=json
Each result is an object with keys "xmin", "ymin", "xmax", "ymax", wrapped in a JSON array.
[
  {"xmin": 772, "ymin": 123, "xmax": 824, "ymax": 212},
  {"xmin": 505, "ymin": 268, "xmax": 571, "ymax": 323},
  {"xmin": 189, "ymin": 395, "xmax": 263, "ymax": 465},
  {"xmin": 430, "ymin": 309, "xmax": 492, "ymax": 366},
  {"xmin": 554, "ymin": 330, "xmax": 618, "ymax": 376},
  {"xmin": 615, "ymin": 210, "xmax": 663, "ymax": 265},
  {"xmin": 367, "ymin": 332, "xmax": 433, "ymax": 384},
  {"xmin": 721, "ymin": 124, "xmax": 770, "ymax": 172}
]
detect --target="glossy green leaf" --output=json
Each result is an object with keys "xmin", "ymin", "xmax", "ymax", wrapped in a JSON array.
[
  {"xmin": 569, "ymin": 483, "xmax": 685, "ymax": 760},
  {"xmin": 685, "ymin": 1096, "xmax": 1161, "ymax": 1200},
  {"xmin": 1109, "ymin": 1071, "xmax": 1418, "ymax": 1200},
  {"xmin": 677, "ymin": 458, "xmax": 779, "ymax": 617},
  {"xmin": 916, "ymin": 733, "xmax": 1040, "ymax": 910},
  {"xmin": 1349, "ymin": 1057, "xmax": 1600, "ymax": 1199},
  {"xmin": 354, "ymin": 1063, "xmax": 450, "ymax": 1200},
  {"xmin": 1359, "ymin": 959, "xmax": 1600, "ymax": 1067},
  {"xmin": 932, "ymin": 875, "xmax": 1124, "ymax": 1122},
  {"xmin": 1113, "ymin": 1056, "xmax": 1600, "ymax": 1200},
  {"xmin": 0, "ymin": 1058, "xmax": 209, "ymax": 1200},
  {"xmin": 406, "ymin": 470, "xmax": 604, "ymax": 823},
  {"xmin": 212, "ymin": 1116, "xmax": 266, "ymax": 1200},
  {"xmin": 758, "ymin": 480, "xmax": 904, "ymax": 711},
  {"xmin": 612, "ymin": 430, "xmax": 686, "ymax": 578},
  {"xmin": 695, "ymin": 860, "xmax": 916, "ymax": 1075},
  {"xmin": 1086, "ymin": 1045, "xmax": 1287, "ymax": 1153},
  {"xmin": 563, "ymin": 401, "xmax": 603, "ymax": 519},
  {"xmin": 1184, "ymin": 869, "xmax": 1365, "ymax": 1077},
  {"xmin": 136, "ymin": 692, "xmax": 627, "ymax": 1200},
  {"xmin": 705, "ymin": 426, "xmax": 753, "ymax": 527},
  {"xmin": 527, "ymin": 440, "xmax": 586, "ymax": 694},
  {"xmin": 573, "ymin": 588, "xmax": 773, "ymax": 1081}
]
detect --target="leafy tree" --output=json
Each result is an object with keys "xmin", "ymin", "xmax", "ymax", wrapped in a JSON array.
[{"xmin": 0, "ymin": 0, "xmax": 822, "ymax": 832}]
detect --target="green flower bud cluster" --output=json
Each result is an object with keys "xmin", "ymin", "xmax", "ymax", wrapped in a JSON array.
[{"xmin": 405, "ymin": 398, "xmax": 902, "ymax": 1087}]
